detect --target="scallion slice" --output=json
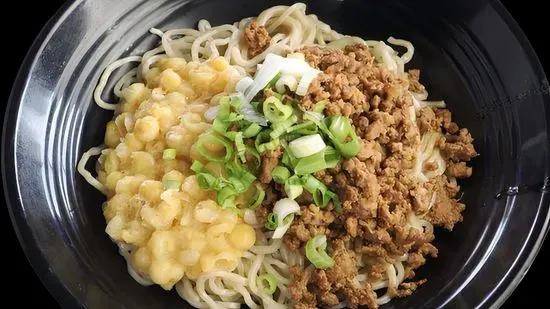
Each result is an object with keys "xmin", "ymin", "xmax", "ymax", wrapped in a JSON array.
[
  {"xmin": 287, "ymin": 121, "xmax": 318, "ymax": 135},
  {"xmin": 212, "ymin": 96, "xmax": 232, "ymax": 133},
  {"xmin": 194, "ymin": 133, "xmax": 234, "ymax": 162},
  {"xmin": 289, "ymin": 134, "xmax": 326, "ymax": 158},
  {"xmin": 293, "ymin": 150, "xmax": 326, "ymax": 175},
  {"xmin": 305, "ymin": 235, "xmax": 334, "ymax": 269},
  {"xmin": 243, "ymin": 122, "xmax": 262, "ymax": 138},
  {"xmin": 249, "ymin": 184, "xmax": 265, "ymax": 209},
  {"xmin": 264, "ymin": 72, "xmax": 282, "ymax": 90},
  {"xmin": 272, "ymin": 166, "xmax": 291, "ymax": 184},
  {"xmin": 282, "ymin": 148, "xmax": 298, "ymax": 169},
  {"xmin": 217, "ymin": 186, "xmax": 237, "ymax": 208},
  {"xmin": 162, "ymin": 148, "xmax": 177, "ymax": 160},
  {"xmin": 255, "ymin": 130, "xmax": 280, "ymax": 153},
  {"xmin": 284, "ymin": 175, "xmax": 303, "ymax": 200},
  {"xmin": 323, "ymin": 116, "xmax": 360, "ymax": 158},
  {"xmin": 257, "ymin": 274, "xmax": 277, "ymax": 295},
  {"xmin": 302, "ymin": 174, "xmax": 337, "ymax": 208},
  {"xmin": 265, "ymin": 213, "xmax": 278, "ymax": 230},
  {"xmin": 270, "ymin": 115, "xmax": 298, "ymax": 139},
  {"xmin": 235, "ymin": 132, "xmax": 246, "ymax": 163},
  {"xmin": 263, "ymin": 96, "xmax": 293, "ymax": 123}
]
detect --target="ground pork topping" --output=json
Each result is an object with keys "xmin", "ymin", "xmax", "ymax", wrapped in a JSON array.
[
  {"xmin": 254, "ymin": 44, "xmax": 478, "ymax": 309},
  {"xmin": 244, "ymin": 21, "xmax": 271, "ymax": 57}
]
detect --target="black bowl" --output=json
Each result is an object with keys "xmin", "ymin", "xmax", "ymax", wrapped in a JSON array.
[{"xmin": 3, "ymin": 0, "xmax": 550, "ymax": 308}]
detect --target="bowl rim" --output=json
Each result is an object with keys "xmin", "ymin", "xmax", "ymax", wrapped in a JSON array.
[
  {"xmin": 2, "ymin": 1, "xmax": 84, "ymax": 308},
  {"xmin": 2, "ymin": 1, "xmax": 549, "ymax": 309}
]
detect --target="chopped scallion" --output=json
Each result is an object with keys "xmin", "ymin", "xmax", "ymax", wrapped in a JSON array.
[
  {"xmin": 270, "ymin": 115, "xmax": 298, "ymax": 139},
  {"xmin": 323, "ymin": 116, "xmax": 360, "ymax": 158},
  {"xmin": 272, "ymin": 166, "xmax": 291, "ymax": 184},
  {"xmin": 265, "ymin": 212, "xmax": 278, "ymax": 230},
  {"xmin": 162, "ymin": 148, "xmax": 177, "ymax": 160},
  {"xmin": 263, "ymin": 96, "xmax": 293, "ymax": 123},
  {"xmin": 255, "ymin": 130, "xmax": 280, "ymax": 153},
  {"xmin": 257, "ymin": 274, "xmax": 277, "ymax": 295},
  {"xmin": 289, "ymin": 134, "xmax": 326, "ymax": 158},
  {"xmin": 305, "ymin": 235, "xmax": 334, "ymax": 269},
  {"xmin": 284, "ymin": 175, "xmax": 303, "ymax": 199},
  {"xmin": 249, "ymin": 184, "xmax": 265, "ymax": 209},
  {"xmin": 194, "ymin": 133, "xmax": 234, "ymax": 162},
  {"xmin": 243, "ymin": 122, "xmax": 262, "ymax": 138},
  {"xmin": 235, "ymin": 132, "xmax": 246, "ymax": 163},
  {"xmin": 287, "ymin": 121, "xmax": 318, "ymax": 135}
]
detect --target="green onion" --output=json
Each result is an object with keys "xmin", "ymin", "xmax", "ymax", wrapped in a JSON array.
[
  {"xmin": 263, "ymin": 96, "xmax": 293, "ymax": 123},
  {"xmin": 162, "ymin": 148, "xmax": 177, "ymax": 160},
  {"xmin": 224, "ymin": 131, "xmax": 237, "ymax": 141},
  {"xmin": 323, "ymin": 116, "xmax": 360, "ymax": 158},
  {"xmin": 284, "ymin": 175, "xmax": 303, "ymax": 199},
  {"xmin": 196, "ymin": 173, "xmax": 225, "ymax": 190},
  {"xmin": 257, "ymin": 274, "xmax": 277, "ymax": 295},
  {"xmin": 302, "ymin": 174, "xmax": 337, "ymax": 208},
  {"xmin": 235, "ymin": 132, "xmax": 246, "ymax": 163},
  {"xmin": 249, "ymin": 184, "xmax": 265, "ymax": 209},
  {"xmin": 313, "ymin": 100, "xmax": 327, "ymax": 113},
  {"xmin": 280, "ymin": 132, "xmax": 302, "ymax": 142},
  {"xmin": 294, "ymin": 150, "xmax": 327, "ymax": 175},
  {"xmin": 305, "ymin": 235, "xmax": 334, "ymax": 269},
  {"xmin": 282, "ymin": 148, "xmax": 298, "ymax": 169},
  {"xmin": 217, "ymin": 187, "xmax": 237, "ymax": 208},
  {"xmin": 272, "ymin": 166, "xmax": 291, "ymax": 184},
  {"xmin": 194, "ymin": 133, "xmax": 234, "ymax": 162},
  {"xmin": 265, "ymin": 213, "xmax": 278, "ymax": 230},
  {"xmin": 323, "ymin": 146, "xmax": 341, "ymax": 169},
  {"xmin": 221, "ymin": 197, "xmax": 236, "ymax": 210},
  {"xmin": 225, "ymin": 206, "xmax": 245, "ymax": 217},
  {"xmin": 212, "ymin": 97, "xmax": 232, "ymax": 133},
  {"xmin": 244, "ymin": 145, "xmax": 261, "ymax": 173},
  {"xmin": 264, "ymin": 72, "xmax": 282, "ymax": 90},
  {"xmin": 163, "ymin": 179, "xmax": 180, "ymax": 190},
  {"xmin": 255, "ymin": 130, "xmax": 280, "ymax": 153},
  {"xmin": 243, "ymin": 123, "xmax": 262, "ymax": 138},
  {"xmin": 230, "ymin": 95, "xmax": 245, "ymax": 110},
  {"xmin": 190, "ymin": 160, "xmax": 204, "ymax": 173},
  {"xmin": 287, "ymin": 121, "xmax": 318, "ymax": 135},
  {"xmin": 270, "ymin": 115, "xmax": 298, "ymax": 139},
  {"xmin": 228, "ymin": 112, "xmax": 244, "ymax": 122},
  {"xmin": 226, "ymin": 162, "xmax": 256, "ymax": 192},
  {"xmin": 283, "ymin": 214, "xmax": 294, "ymax": 225},
  {"xmin": 289, "ymin": 134, "xmax": 326, "ymax": 158}
]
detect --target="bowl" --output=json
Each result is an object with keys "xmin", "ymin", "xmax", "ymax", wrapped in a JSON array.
[{"xmin": 3, "ymin": 0, "xmax": 550, "ymax": 308}]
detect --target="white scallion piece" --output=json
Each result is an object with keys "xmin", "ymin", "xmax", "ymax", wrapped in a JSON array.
[
  {"xmin": 272, "ymin": 198, "xmax": 301, "ymax": 239},
  {"xmin": 289, "ymin": 134, "xmax": 326, "ymax": 158},
  {"xmin": 275, "ymin": 75, "xmax": 298, "ymax": 94}
]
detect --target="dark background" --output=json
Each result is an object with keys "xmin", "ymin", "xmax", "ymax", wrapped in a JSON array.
[{"xmin": 0, "ymin": 0, "xmax": 547, "ymax": 308}]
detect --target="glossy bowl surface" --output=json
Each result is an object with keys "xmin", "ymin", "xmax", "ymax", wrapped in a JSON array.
[{"xmin": 3, "ymin": 0, "xmax": 550, "ymax": 308}]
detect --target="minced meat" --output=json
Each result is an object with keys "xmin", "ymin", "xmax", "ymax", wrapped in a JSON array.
[
  {"xmin": 244, "ymin": 21, "xmax": 271, "ymax": 57},
  {"xmin": 267, "ymin": 44, "xmax": 476, "ymax": 309}
]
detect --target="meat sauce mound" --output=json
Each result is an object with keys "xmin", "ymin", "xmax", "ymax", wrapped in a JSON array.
[{"xmin": 258, "ymin": 45, "xmax": 477, "ymax": 309}]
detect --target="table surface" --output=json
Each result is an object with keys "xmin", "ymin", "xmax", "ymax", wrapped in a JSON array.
[{"xmin": 1, "ymin": 0, "xmax": 548, "ymax": 308}]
